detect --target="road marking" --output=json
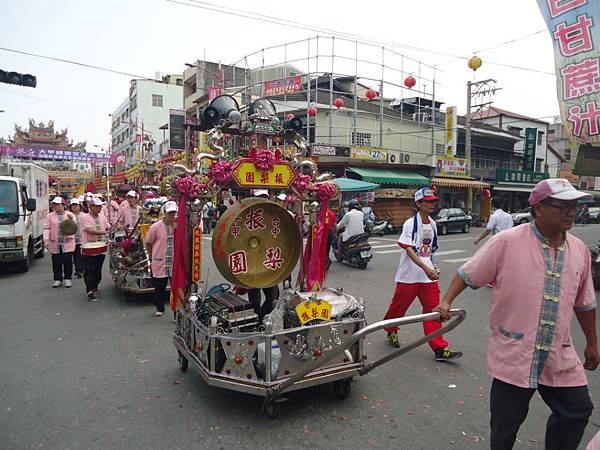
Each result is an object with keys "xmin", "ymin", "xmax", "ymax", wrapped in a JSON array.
[{"xmin": 441, "ymin": 257, "xmax": 472, "ymax": 263}]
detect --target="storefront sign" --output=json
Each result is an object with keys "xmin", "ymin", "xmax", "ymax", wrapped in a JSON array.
[
  {"xmin": 435, "ymin": 156, "xmax": 470, "ymax": 177},
  {"xmin": 191, "ymin": 226, "xmax": 202, "ymax": 282},
  {"xmin": 169, "ymin": 109, "xmax": 185, "ymax": 151},
  {"xmin": 311, "ymin": 145, "xmax": 336, "ymax": 156},
  {"xmin": 445, "ymin": 106, "xmax": 457, "ymax": 156},
  {"xmin": 1, "ymin": 145, "xmax": 109, "ymax": 162},
  {"xmin": 350, "ymin": 147, "xmax": 387, "ymax": 161},
  {"xmin": 524, "ymin": 128, "xmax": 537, "ymax": 172},
  {"xmin": 263, "ymin": 75, "xmax": 302, "ymax": 97},
  {"xmin": 496, "ymin": 168, "xmax": 549, "ymax": 184},
  {"xmin": 232, "ymin": 159, "xmax": 296, "ymax": 188},
  {"xmin": 375, "ymin": 188, "xmax": 417, "ymax": 199}
]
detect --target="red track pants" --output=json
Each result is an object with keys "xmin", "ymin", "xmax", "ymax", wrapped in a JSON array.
[{"xmin": 383, "ymin": 281, "xmax": 448, "ymax": 351}]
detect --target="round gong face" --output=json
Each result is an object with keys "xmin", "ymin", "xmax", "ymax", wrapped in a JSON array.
[{"xmin": 212, "ymin": 197, "xmax": 301, "ymax": 289}]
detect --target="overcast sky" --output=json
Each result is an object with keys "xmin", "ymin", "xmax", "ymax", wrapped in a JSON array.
[{"xmin": 0, "ymin": 0, "xmax": 558, "ymax": 151}]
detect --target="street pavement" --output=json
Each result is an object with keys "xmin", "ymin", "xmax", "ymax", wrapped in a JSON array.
[{"xmin": 1, "ymin": 224, "xmax": 599, "ymax": 449}]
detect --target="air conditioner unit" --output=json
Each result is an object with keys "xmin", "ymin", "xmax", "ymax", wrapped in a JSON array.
[{"xmin": 388, "ymin": 150, "xmax": 401, "ymax": 164}]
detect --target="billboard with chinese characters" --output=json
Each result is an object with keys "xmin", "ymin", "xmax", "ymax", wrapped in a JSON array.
[
  {"xmin": 263, "ymin": 76, "xmax": 302, "ymax": 97},
  {"xmin": 524, "ymin": 128, "xmax": 537, "ymax": 172},
  {"xmin": 1, "ymin": 145, "xmax": 109, "ymax": 162},
  {"xmin": 350, "ymin": 147, "xmax": 387, "ymax": 161},
  {"xmin": 538, "ymin": 1, "xmax": 600, "ymax": 146},
  {"xmin": 445, "ymin": 106, "xmax": 457, "ymax": 156},
  {"xmin": 496, "ymin": 168, "xmax": 549, "ymax": 184},
  {"xmin": 435, "ymin": 156, "xmax": 470, "ymax": 177}
]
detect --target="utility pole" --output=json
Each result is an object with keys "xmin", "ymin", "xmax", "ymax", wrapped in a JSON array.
[{"xmin": 464, "ymin": 78, "xmax": 500, "ymax": 214}]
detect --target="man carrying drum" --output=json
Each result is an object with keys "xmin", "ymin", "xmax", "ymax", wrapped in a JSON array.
[
  {"xmin": 117, "ymin": 190, "xmax": 141, "ymax": 230},
  {"xmin": 80, "ymin": 198, "xmax": 110, "ymax": 301},
  {"xmin": 145, "ymin": 200, "xmax": 178, "ymax": 317},
  {"xmin": 44, "ymin": 196, "xmax": 76, "ymax": 288}
]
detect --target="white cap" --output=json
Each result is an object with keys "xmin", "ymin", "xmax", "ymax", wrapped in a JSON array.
[
  {"xmin": 276, "ymin": 193, "xmax": 287, "ymax": 201},
  {"xmin": 69, "ymin": 198, "xmax": 80, "ymax": 205},
  {"xmin": 51, "ymin": 196, "xmax": 64, "ymax": 205},
  {"xmin": 96, "ymin": 193, "xmax": 104, "ymax": 199},
  {"xmin": 126, "ymin": 190, "xmax": 138, "ymax": 198},
  {"xmin": 528, "ymin": 178, "xmax": 592, "ymax": 205},
  {"xmin": 164, "ymin": 201, "xmax": 178, "ymax": 213},
  {"xmin": 253, "ymin": 189, "xmax": 269, "ymax": 197},
  {"xmin": 91, "ymin": 198, "xmax": 105, "ymax": 206}
]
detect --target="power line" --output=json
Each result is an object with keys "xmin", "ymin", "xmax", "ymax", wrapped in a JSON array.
[
  {"xmin": 0, "ymin": 46, "xmax": 152, "ymax": 80},
  {"xmin": 0, "ymin": 86, "xmax": 106, "ymax": 116},
  {"xmin": 473, "ymin": 29, "xmax": 547, "ymax": 54}
]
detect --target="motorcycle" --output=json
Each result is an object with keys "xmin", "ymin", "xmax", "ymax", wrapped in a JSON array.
[
  {"xmin": 363, "ymin": 207, "xmax": 395, "ymax": 236},
  {"xmin": 590, "ymin": 241, "xmax": 600, "ymax": 290},
  {"xmin": 332, "ymin": 232, "xmax": 373, "ymax": 269}
]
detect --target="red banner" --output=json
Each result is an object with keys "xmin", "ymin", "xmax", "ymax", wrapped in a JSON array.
[{"xmin": 263, "ymin": 75, "xmax": 302, "ymax": 97}]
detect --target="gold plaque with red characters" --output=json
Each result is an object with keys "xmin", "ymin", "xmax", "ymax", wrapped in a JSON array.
[
  {"xmin": 231, "ymin": 158, "xmax": 296, "ymax": 189},
  {"xmin": 211, "ymin": 198, "xmax": 301, "ymax": 288}
]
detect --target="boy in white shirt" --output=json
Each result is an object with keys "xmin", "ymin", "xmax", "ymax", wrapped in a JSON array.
[{"xmin": 382, "ymin": 187, "xmax": 463, "ymax": 361}]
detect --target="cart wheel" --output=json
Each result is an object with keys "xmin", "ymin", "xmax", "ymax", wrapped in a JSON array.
[
  {"xmin": 178, "ymin": 352, "xmax": 188, "ymax": 372},
  {"xmin": 263, "ymin": 401, "xmax": 281, "ymax": 419},
  {"xmin": 333, "ymin": 378, "xmax": 352, "ymax": 399}
]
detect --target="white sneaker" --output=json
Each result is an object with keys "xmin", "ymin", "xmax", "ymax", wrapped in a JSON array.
[
  {"xmin": 64, "ymin": 279, "xmax": 72, "ymax": 288},
  {"xmin": 52, "ymin": 280, "xmax": 62, "ymax": 288},
  {"xmin": 154, "ymin": 311, "xmax": 163, "ymax": 317}
]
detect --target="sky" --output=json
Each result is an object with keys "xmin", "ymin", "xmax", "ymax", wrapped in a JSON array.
[{"xmin": 0, "ymin": 0, "xmax": 559, "ymax": 151}]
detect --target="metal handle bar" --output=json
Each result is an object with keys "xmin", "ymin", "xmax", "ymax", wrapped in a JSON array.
[{"xmin": 264, "ymin": 309, "xmax": 466, "ymax": 406}]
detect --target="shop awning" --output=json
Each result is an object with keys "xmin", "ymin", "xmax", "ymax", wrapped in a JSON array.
[
  {"xmin": 347, "ymin": 167, "xmax": 429, "ymax": 185},
  {"xmin": 432, "ymin": 177, "xmax": 490, "ymax": 189},
  {"xmin": 493, "ymin": 183, "xmax": 535, "ymax": 193},
  {"xmin": 333, "ymin": 177, "xmax": 380, "ymax": 192}
]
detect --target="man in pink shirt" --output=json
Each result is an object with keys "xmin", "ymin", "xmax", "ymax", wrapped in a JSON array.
[
  {"xmin": 80, "ymin": 198, "xmax": 110, "ymax": 301},
  {"xmin": 43, "ymin": 196, "xmax": 76, "ymax": 288},
  {"xmin": 436, "ymin": 179, "xmax": 598, "ymax": 450},
  {"xmin": 145, "ymin": 201, "xmax": 177, "ymax": 316},
  {"xmin": 117, "ymin": 190, "xmax": 141, "ymax": 230}
]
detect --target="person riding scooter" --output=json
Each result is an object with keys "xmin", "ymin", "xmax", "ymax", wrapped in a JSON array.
[{"xmin": 336, "ymin": 199, "xmax": 365, "ymax": 255}]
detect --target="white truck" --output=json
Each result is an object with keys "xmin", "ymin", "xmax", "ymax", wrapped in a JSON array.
[{"xmin": 0, "ymin": 162, "xmax": 49, "ymax": 272}]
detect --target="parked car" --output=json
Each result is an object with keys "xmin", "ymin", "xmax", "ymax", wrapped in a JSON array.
[
  {"xmin": 588, "ymin": 207, "xmax": 600, "ymax": 223},
  {"xmin": 433, "ymin": 208, "xmax": 471, "ymax": 235},
  {"xmin": 511, "ymin": 207, "xmax": 532, "ymax": 225}
]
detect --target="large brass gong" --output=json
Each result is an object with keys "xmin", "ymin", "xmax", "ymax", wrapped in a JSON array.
[{"xmin": 212, "ymin": 197, "xmax": 301, "ymax": 289}]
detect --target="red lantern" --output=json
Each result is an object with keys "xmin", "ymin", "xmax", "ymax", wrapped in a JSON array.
[
  {"xmin": 366, "ymin": 88, "xmax": 378, "ymax": 100},
  {"xmin": 333, "ymin": 98, "xmax": 345, "ymax": 109},
  {"xmin": 307, "ymin": 106, "xmax": 317, "ymax": 117},
  {"xmin": 404, "ymin": 76, "xmax": 416, "ymax": 89},
  {"xmin": 481, "ymin": 188, "xmax": 491, "ymax": 199}
]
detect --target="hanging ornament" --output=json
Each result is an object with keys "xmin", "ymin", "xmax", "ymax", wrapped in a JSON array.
[
  {"xmin": 365, "ymin": 88, "xmax": 378, "ymax": 100},
  {"xmin": 307, "ymin": 106, "xmax": 317, "ymax": 117},
  {"xmin": 404, "ymin": 76, "xmax": 416, "ymax": 89},
  {"xmin": 468, "ymin": 56, "xmax": 482, "ymax": 71},
  {"xmin": 333, "ymin": 98, "xmax": 345, "ymax": 109},
  {"xmin": 481, "ymin": 188, "xmax": 491, "ymax": 199}
]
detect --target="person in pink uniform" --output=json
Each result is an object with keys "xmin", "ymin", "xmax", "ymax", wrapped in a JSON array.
[
  {"xmin": 116, "ymin": 190, "xmax": 141, "ymax": 230},
  {"xmin": 79, "ymin": 198, "xmax": 110, "ymax": 300},
  {"xmin": 145, "ymin": 201, "xmax": 177, "ymax": 316},
  {"xmin": 68, "ymin": 197, "xmax": 85, "ymax": 278},
  {"xmin": 436, "ymin": 179, "xmax": 598, "ymax": 450},
  {"xmin": 105, "ymin": 193, "xmax": 120, "ymax": 225},
  {"xmin": 383, "ymin": 187, "xmax": 462, "ymax": 361},
  {"xmin": 44, "ymin": 196, "xmax": 76, "ymax": 288}
]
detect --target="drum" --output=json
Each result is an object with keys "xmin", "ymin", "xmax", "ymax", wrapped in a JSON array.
[{"xmin": 82, "ymin": 242, "xmax": 108, "ymax": 256}]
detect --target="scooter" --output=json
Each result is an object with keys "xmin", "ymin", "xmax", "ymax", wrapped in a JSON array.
[
  {"xmin": 590, "ymin": 241, "xmax": 600, "ymax": 290},
  {"xmin": 332, "ymin": 232, "xmax": 373, "ymax": 269}
]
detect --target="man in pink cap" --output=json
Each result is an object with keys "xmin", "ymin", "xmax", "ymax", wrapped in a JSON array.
[
  {"xmin": 436, "ymin": 178, "xmax": 598, "ymax": 450},
  {"xmin": 116, "ymin": 190, "xmax": 141, "ymax": 230},
  {"xmin": 382, "ymin": 186, "xmax": 462, "ymax": 361}
]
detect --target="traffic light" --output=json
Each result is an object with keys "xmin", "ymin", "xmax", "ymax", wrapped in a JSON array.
[{"xmin": 0, "ymin": 69, "xmax": 37, "ymax": 88}]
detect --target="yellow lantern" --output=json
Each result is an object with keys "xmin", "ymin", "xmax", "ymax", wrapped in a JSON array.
[{"xmin": 468, "ymin": 55, "xmax": 482, "ymax": 71}]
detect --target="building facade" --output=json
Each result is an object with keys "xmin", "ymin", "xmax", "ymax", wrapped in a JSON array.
[{"xmin": 111, "ymin": 74, "xmax": 183, "ymax": 168}]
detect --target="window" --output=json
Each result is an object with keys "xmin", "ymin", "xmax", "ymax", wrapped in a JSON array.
[
  {"xmin": 435, "ymin": 143, "xmax": 445, "ymax": 155},
  {"xmin": 564, "ymin": 148, "xmax": 571, "ymax": 161},
  {"xmin": 537, "ymin": 131, "xmax": 544, "ymax": 145},
  {"xmin": 351, "ymin": 132, "xmax": 372, "ymax": 146},
  {"xmin": 176, "ymin": 79, "xmax": 183, "ymax": 86},
  {"xmin": 507, "ymin": 126, "xmax": 522, "ymax": 136},
  {"xmin": 152, "ymin": 94, "xmax": 163, "ymax": 107}
]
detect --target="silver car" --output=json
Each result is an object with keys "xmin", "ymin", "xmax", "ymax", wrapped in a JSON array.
[{"xmin": 511, "ymin": 207, "xmax": 532, "ymax": 225}]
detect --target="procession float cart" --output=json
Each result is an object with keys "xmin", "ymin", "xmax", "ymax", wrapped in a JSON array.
[
  {"xmin": 109, "ymin": 159, "xmax": 165, "ymax": 294},
  {"xmin": 168, "ymin": 95, "xmax": 466, "ymax": 417}
]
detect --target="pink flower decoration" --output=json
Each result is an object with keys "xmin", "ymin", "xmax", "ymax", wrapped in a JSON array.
[
  {"xmin": 208, "ymin": 160, "xmax": 233, "ymax": 184},
  {"xmin": 145, "ymin": 191, "xmax": 156, "ymax": 199},
  {"xmin": 176, "ymin": 176, "xmax": 205, "ymax": 198},
  {"xmin": 253, "ymin": 149, "xmax": 275, "ymax": 171},
  {"xmin": 293, "ymin": 174, "xmax": 311, "ymax": 193},
  {"xmin": 121, "ymin": 237, "xmax": 134, "ymax": 251},
  {"xmin": 316, "ymin": 182, "xmax": 337, "ymax": 201}
]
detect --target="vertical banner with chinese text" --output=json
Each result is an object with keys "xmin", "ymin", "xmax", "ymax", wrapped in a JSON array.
[
  {"xmin": 445, "ymin": 106, "xmax": 457, "ymax": 156},
  {"xmin": 538, "ymin": 0, "xmax": 600, "ymax": 174},
  {"xmin": 524, "ymin": 128, "xmax": 537, "ymax": 172}
]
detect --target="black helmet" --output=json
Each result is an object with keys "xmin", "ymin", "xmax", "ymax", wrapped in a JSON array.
[{"xmin": 348, "ymin": 199, "xmax": 360, "ymax": 210}]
